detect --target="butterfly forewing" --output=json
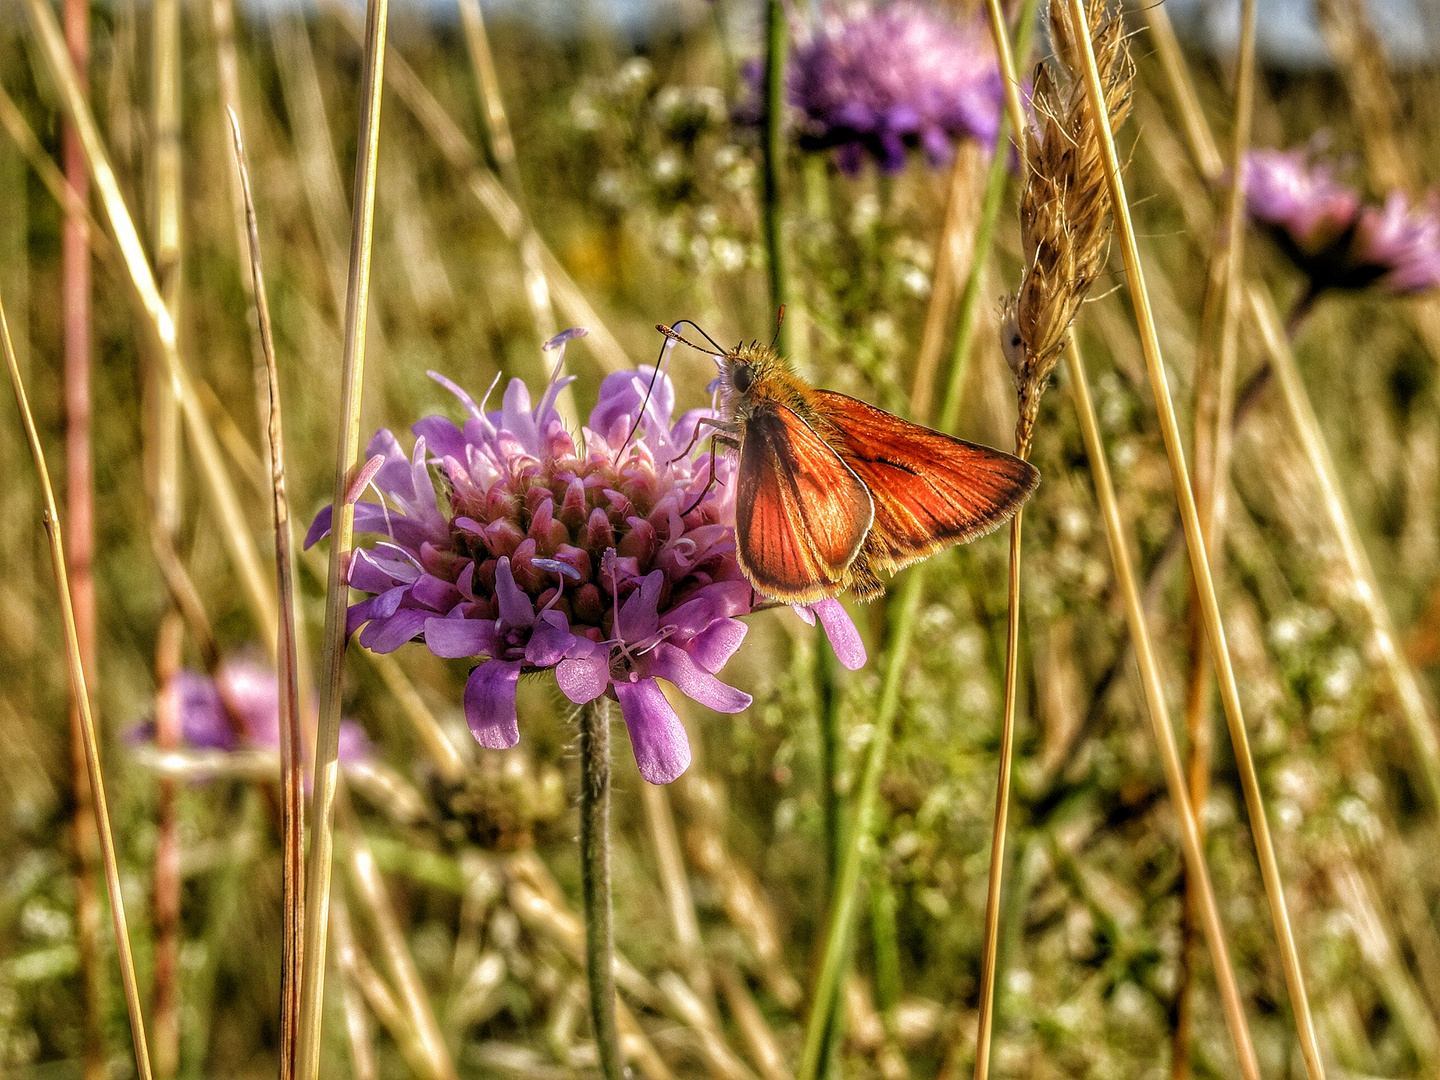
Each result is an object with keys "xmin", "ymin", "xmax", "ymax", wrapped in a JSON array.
[
  {"xmin": 811, "ymin": 390, "xmax": 1039, "ymax": 571},
  {"xmin": 735, "ymin": 402, "xmax": 875, "ymax": 601}
]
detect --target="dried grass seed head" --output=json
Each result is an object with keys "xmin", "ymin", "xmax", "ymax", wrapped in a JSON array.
[{"xmin": 1005, "ymin": 0, "xmax": 1133, "ymax": 454}]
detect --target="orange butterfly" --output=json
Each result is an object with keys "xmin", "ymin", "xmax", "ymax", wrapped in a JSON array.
[{"xmin": 661, "ymin": 327, "xmax": 1039, "ymax": 603}]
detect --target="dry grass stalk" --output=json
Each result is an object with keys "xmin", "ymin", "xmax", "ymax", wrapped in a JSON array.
[
  {"xmin": 974, "ymin": 8, "xmax": 1130, "ymax": 1078},
  {"xmin": 57, "ymin": 0, "xmax": 104, "ymax": 1068},
  {"xmin": 910, "ymin": 143, "xmax": 984, "ymax": 419},
  {"xmin": 295, "ymin": 0, "xmax": 391, "ymax": 1068},
  {"xmin": 1064, "ymin": 336, "xmax": 1262, "ymax": 1080},
  {"xmin": 0, "ymin": 294, "xmax": 154, "ymax": 1079},
  {"xmin": 228, "ymin": 109, "xmax": 308, "ymax": 1080},
  {"xmin": 1133, "ymin": 1, "xmax": 1222, "ymax": 183},
  {"xmin": 1005, "ymin": 0, "xmax": 1131, "ymax": 457},
  {"xmin": 149, "ymin": 0, "xmax": 184, "ymax": 1068},
  {"xmin": 24, "ymin": 0, "xmax": 281, "ymax": 650},
  {"xmin": 1176, "ymin": 0, "xmax": 1257, "ymax": 1073},
  {"xmin": 343, "ymin": 811, "xmax": 460, "ymax": 1080},
  {"xmin": 456, "ymin": 0, "xmax": 557, "ymax": 349},
  {"xmin": 1063, "ymin": 0, "xmax": 1327, "ymax": 1073}
]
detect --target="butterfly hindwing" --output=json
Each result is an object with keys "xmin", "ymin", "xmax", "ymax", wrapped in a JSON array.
[
  {"xmin": 735, "ymin": 401, "xmax": 874, "ymax": 601},
  {"xmin": 810, "ymin": 390, "xmax": 1039, "ymax": 572}
]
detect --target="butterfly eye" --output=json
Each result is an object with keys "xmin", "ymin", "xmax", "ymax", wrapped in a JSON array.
[{"xmin": 732, "ymin": 364, "xmax": 754, "ymax": 394}]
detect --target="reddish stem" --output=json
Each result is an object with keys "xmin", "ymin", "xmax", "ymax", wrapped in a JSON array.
[{"xmin": 61, "ymin": 0, "xmax": 103, "ymax": 1073}]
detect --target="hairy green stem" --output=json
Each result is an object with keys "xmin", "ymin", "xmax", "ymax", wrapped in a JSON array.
[{"xmin": 580, "ymin": 698, "xmax": 623, "ymax": 1080}]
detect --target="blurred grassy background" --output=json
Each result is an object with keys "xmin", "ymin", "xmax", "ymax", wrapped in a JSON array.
[{"xmin": 3, "ymin": 0, "xmax": 1440, "ymax": 1077}]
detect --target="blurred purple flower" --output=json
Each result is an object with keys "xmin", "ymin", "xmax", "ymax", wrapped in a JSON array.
[
  {"xmin": 1352, "ymin": 192, "xmax": 1440, "ymax": 295},
  {"xmin": 136, "ymin": 658, "xmax": 371, "ymax": 763},
  {"xmin": 1243, "ymin": 146, "xmax": 1362, "ymax": 258},
  {"xmin": 742, "ymin": 2, "xmax": 1003, "ymax": 174},
  {"xmin": 1242, "ymin": 146, "xmax": 1440, "ymax": 296},
  {"xmin": 306, "ymin": 331, "xmax": 865, "ymax": 784}
]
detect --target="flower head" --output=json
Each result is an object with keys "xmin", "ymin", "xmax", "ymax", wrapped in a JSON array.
[
  {"xmin": 1242, "ymin": 146, "xmax": 1440, "ymax": 296},
  {"xmin": 1351, "ymin": 192, "xmax": 1440, "ymax": 295},
  {"xmin": 307, "ymin": 331, "xmax": 864, "ymax": 784},
  {"xmin": 768, "ymin": 2, "xmax": 1003, "ymax": 174},
  {"xmin": 135, "ymin": 657, "xmax": 371, "ymax": 763},
  {"xmin": 1243, "ymin": 147, "xmax": 1363, "ymax": 258}
]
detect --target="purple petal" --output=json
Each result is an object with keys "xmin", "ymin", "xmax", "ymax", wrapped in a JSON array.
[
  {"xmin": 544, "ymin": 327, "xmax": 589, "ymax": 350},
  {"xmin": 494, "ymin": 557, "xmax": 535, "ymax": 629},
  {"xmin": 684, "ymin": 618, "xmax": 748, "ymax": 674},
  {"xmin": 174, "ymin": 670, "xmax": 238, "ymax": 750},
  {"xmin": 358, "ymin": 609, "xmax": 429, "ymax": 654},
  {"xmin": 525, "ymin": 610, "xmax": 577, "ymax": 667},
  {"xmin": 643, "ymin": 643, "xmax": 752, "ymax": 714},
  {"xmin": 423, "ymin": 616, "xmax": 496, "ymax": 659},
  {"xmin": 812, "ymin": 599, "xmax": 867, "ymax": 670},
  {"xmin": 616, "ymin": 569, "xmax": 665, "ymax": 641},
  {"xmin": 556, "ymin": 649, "xmax": 610, "ymax": 704},
  {"xmin": 464, "ymin": 661, "xmax": 522, "ymax": 749},
  {"xmin": 613, "ymin": 676, "xmax": 692, "ymax": 784}
]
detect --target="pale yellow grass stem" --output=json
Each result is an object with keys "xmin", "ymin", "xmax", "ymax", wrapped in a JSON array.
[
  {"xmin": 1065, "ymin": 0, "xmax": 1327, "ymax": 1074},
  {"xmin": 295, "ymin": 0, "xmax": 390, "ymax": 1070},
  {"xmin": 1177, "ymin": 0, "xmax": 1256, "ymax": 1073},
  {"xmin": 1, "ymin": 294, "xmax": 154, "ymax": 1080},
  {"xmin": 228, "ymin": 110, "xmax": 309, "ymax": 1080},
  {"xmin": 1065, "ymin": 336, "xmax": 1261, "ymax": 1080},
  {"xmin": 24, "ymin": 0, "xmax": 280, "ymax": 651}
]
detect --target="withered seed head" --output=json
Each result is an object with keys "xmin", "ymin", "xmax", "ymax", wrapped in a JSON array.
[{"xmin": 1004, "ymin": 0, "xmax": 1133, "ymax": 457}]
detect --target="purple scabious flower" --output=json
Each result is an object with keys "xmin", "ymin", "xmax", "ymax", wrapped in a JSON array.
[
  {"xmin": 306, "ymin": 331, "xmax": 865, "ymax": 785},
  {"xmin": 1243, "ymin": 146, "xmax": 1363, "ymax": 259},
  {"xmin": 136, "ymin": 658, "xmax": 371, "ymax": 763},
  {"xmin": 1352, "ymin": 192, "xmax": 1440, "ymax": 295},
  {"xmin": 1242, "ymin": 146, "xmax": 1440, "ymax": 296},
  {"xmin": 775, "ymin": 2, "xmax": 1003, "ymax": 174}
]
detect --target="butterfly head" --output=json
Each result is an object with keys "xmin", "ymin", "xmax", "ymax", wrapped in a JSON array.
[{"xmin": 720, "ymin": 341, "xmax": 784, "ymax": 404}]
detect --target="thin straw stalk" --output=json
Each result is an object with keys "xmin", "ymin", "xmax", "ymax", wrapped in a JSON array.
[
  {"xmin": 1134, "ymin": 1, "xmax": 1223, "ymax": 184},
  {"xmin": 1063, "ymin": 335, "xmax": 1261, "ymax": 1080},
  {"xmin": 24, "ymin": 0, "xmax": 281, "ymax": 651},
  {"xmin": 640, "ymin": 780, "xmax": 716, "ymax": 1014},
  {"xmin": 1176, "ymin": 0, "xmax": 1256, "ymax": 1072},
  {"xmin": 296, "ymin": 0, "xmax": 390, "ymax": 1069},
  {"xmin": 0, "ymin": 295, "xmax": 155, "ymax": 1080},
  {"xmin": 228, "ymin": 110, "xmax": 307, "ymax": 1080},
  {"xmin": 1249, "ymin": 287, "xmax": 1440, "ymax": 809},
  {"xmin": 935, "ymin": 0, "xmax": 1042, "ymax": 435},
  {"xmin": 58, "ymin": 0, "xmax": 103, "ymax": 1067},
  {"xmin": 761, "ymin": 0, "xmax": 788, "ymax": 354},
  {"xmin": 970, "ymin": 511, "xmax": 1022, "ymax": 1080},
  {"xmin": 1062, "ymin": 1, "xmax": 1326, "ymax": 1075},
  {"xmin": 971, "ymin": 2, "xmax": 1055, "ymax": 1070},
  {"xmin": 149, "ymin": 0, "xmax": 183, "ymax": 1066}
]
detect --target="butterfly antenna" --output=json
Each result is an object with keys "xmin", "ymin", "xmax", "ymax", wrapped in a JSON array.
[
  {"xmin": 770, "ymin": 305, "xmax": 785, "ymax": 350},
  {"xmin": 616, "ymin": 334, "xmax": 674, "ymax": 462}
]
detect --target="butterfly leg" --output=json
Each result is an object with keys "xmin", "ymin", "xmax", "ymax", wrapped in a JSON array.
[{"xmin": 683, "ymin": 420, "xmax": 740, "ymax": 516}]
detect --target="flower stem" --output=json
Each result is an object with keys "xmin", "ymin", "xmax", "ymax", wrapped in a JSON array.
[
  {"xmin": 761, "ymin": 0, "xmax": 789, "ymax": 354},
  {"xmin": 579, "ymin": 697, "xmax": 623, "ymax": 1080}
]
